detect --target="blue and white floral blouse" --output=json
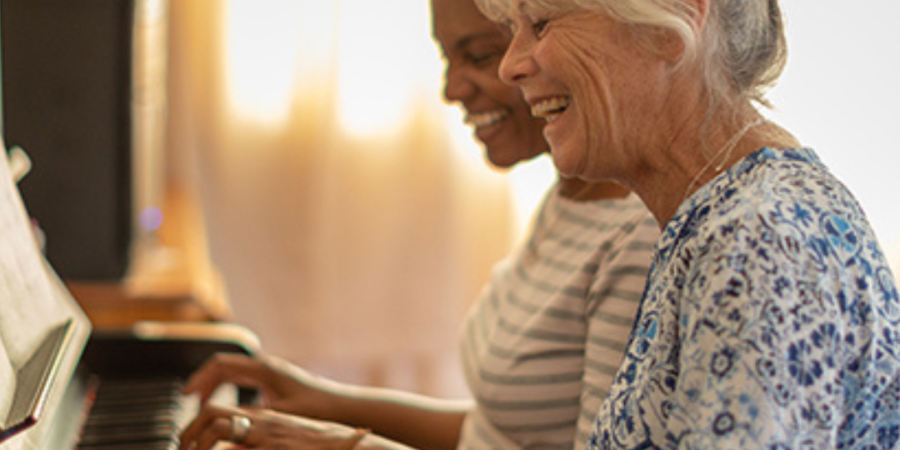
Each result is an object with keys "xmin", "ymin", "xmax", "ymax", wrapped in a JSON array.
[{"xmin": 588, "ymin": 148, "xmax": 900, "ymax": 449}]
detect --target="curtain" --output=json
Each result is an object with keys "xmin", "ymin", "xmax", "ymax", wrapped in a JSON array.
[{"xmin": 164, "ymin": 0, "xmax": 523, "ymax": 397}]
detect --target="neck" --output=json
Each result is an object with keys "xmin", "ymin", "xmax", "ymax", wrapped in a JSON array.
[
  {"xmin": 557, "ymin": 177, "xmax": 630, "ymax": 201},
  {"xmin": 630, "ymin": 104, "xmax": 800, "ymax": 229}
]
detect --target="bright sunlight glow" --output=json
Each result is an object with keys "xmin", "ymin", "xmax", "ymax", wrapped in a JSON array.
[
  {"xmin": 225, "ymin": 0, "xmax": 306, "ymax": 124},
  {"xmin": 334, "ymin": 0, "xmax": 443, "ymax": 138}
]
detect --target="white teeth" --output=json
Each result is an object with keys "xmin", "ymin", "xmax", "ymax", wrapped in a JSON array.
[
  {"xmin": 466, "ymin": 110, "xmax": 508, "ymax": 129},
  {"xmin": 531, "ymin": 97, "xmax": 571, "ymax": 122}
]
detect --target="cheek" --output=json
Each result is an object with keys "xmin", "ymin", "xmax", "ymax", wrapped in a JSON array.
[
  {"xmin": 553, "ymin": 39, "xmax": 621, "ymax": 161},
  {"xmin": 523, "ymin": 118, "xmax": 549, "ymax": 156},
  {"xmin": 507, "ymin": 87, "xmax": 547, "ymax": 154},
  {"xmin": 479, "ymin": 69, "xmax": 517, "ymax": 102}
]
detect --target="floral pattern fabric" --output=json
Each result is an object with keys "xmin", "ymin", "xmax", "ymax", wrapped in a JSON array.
[{"xmin": 588, "ymin": 148, "xmax": 900, "ymax": 450}]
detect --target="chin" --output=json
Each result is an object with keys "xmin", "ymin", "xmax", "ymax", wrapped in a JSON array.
[
  {"xmin": 548, "ymin": 150, "xmax": 585, "ymax": 179},
  {"xmin": 486, "ymin": 155, "xmax": 521, "ymax": 170},
  {"xmin": 485, "ymin": 147, "xmax": 534, "ymax": 169}
]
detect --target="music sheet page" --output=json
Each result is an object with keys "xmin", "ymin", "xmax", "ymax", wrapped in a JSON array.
[
  {"xmin": 0, "ymin": 145, "xmax": 72, "ymax": 428},
  {"xmin": 0, "ymin": 324, "xmax": 11, "ymax": 426}
]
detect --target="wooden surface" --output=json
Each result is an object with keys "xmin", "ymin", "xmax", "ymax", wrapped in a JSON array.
[{"xmin": 66, "ymin": 185, "xmax": 231, "ymax": 329}]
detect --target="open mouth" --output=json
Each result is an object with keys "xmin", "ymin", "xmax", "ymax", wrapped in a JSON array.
[
  {"xmin": 531, "ymin": 97, "xmax": 570, "ymax": 123},
  {"xmin": 466, "ymin": 109, "xmax": 509, "ymax": 130}
]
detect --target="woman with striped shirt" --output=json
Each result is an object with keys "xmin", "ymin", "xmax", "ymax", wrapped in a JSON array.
[{"xmin": 177, "ymin": 0, "xmax": 657, "ymax": 448}]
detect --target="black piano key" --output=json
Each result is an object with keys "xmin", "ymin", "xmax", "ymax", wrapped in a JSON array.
[
  {"xmin": 77, "ymin": 440, "xmax": 177, "ymax": 450},
  {"xmin": 84, "ymin": 408, "xmax": 180, "ymax": 423}
]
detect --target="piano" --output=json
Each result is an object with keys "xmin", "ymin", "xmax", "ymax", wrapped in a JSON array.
[
  {"xmin": 5, "ymin": 321, "xmax": 258, "ymax": 450},
  {"xmin": 46, "ymin": 324, "xmax": 259, "ymax": 450},
  {"xmin": 1, "ymin": 138, "xmax": 259, "ymax": 449}
]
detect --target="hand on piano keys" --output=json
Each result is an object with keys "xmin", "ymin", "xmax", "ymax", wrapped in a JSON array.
[
  {"xmin": 62, "ymin": 323, "xmax": 261, "ymax": 450},
  {"xmin": 177, "ymin": 353, "xmax": 368, "ymax": 449},
  {"xmin": 180, "ymin": 353, "xmax": 340, "ymax": 420},
  {"xmin": 175, "ymin": 353, "xmax": 420, "ymax": 450},
  {"xmin": 177, "ymin": 404, "xmax": 373, "ymax": 450}
]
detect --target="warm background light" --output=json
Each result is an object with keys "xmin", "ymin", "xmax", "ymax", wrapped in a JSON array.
[
  {"xmin": 225, "ymin": 0, "xmax": 308, "ymax": 125},
  {"xmin": 222, "ymin": 0, "xmax": 554, "ymax": 235},
  {"xmin": 170, "ymin": 0, "xmax": 517, "ymax": 398},
  {"xmin": 334, "ymin": 0, "xmax": 442, "ymax": 139}
]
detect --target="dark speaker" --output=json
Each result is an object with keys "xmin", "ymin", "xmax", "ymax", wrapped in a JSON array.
[{"xmin": 1, "ymin": 0, "xmax": 136, "ymax": 280}]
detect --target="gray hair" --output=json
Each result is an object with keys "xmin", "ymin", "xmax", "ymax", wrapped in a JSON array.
[{"xmin": 475, "ymin": 0, "xmax": 788, "ymax": 108}]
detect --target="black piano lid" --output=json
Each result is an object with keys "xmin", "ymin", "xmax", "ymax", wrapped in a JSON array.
[{"xmin": 82, "ymin": 321, "xmax": 261, "ymax": 380}]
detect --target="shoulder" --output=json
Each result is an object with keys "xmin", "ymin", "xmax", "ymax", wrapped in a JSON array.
[
  {"xmin": 574, "ymin": 195, "xmax": 659, "ymax": 279},
  {"xmin": 581, "ymin": 193, "xmax": 659, "ymax": 242},
  {"xmin": 672, "ymin": 147, "xmax": 889, "ymax": 309},
  {"xmin": 686, "ymin": 148, "xmax": 864, "ymax": 249}
]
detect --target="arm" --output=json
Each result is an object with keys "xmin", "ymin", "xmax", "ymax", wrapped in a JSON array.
[
  {"xmin": 666, "ymin": 211, "xmax": 829, "ymax": 448},
  {"xmin": 329, "ymin": 384, "xmax": 470, "ymax": 450},
  {"xmin": 663, "ymin": 163, "xmax": 900, "ymax": 449},
  {"xmin": 183, "ymin": 353, "xmax": 470, "ymax": 450}
]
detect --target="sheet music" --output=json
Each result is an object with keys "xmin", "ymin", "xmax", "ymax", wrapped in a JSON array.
[
  {"xmin": 0, "ymin": 146, "xmax": 70, "ymax": 361},
  {"xmin": 0, "ymin": 146, "xmax": 38, "ymax": 426},
  {"xmin": 0, "ymin": 143, "xmax": 89, "ymax": 440},
  {"xmin": 0, "ymin": 326, "xmax": 11, "ymax": 427}
]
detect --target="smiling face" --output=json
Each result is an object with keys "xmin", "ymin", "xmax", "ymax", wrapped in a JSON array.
[
  {"xmin": 431, "ymin": 0, "xmax": 548, "ymax": 168},
  {"xmin": 499, "ymin": 0, "xmax": 673, "ymax": 182}
]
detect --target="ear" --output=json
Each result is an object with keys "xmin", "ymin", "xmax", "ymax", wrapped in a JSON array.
[
  {"xmin": 688, "ymin": 0, "xmax": 710, "ymax": 28},
  {"xmin": 658, "ymin": 0, "xmax": 711, "ymax": 63}
]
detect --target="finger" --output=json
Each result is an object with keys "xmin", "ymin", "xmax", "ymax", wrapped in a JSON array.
[
  {"xmin": 183, "ymin": 353, "xmax": 250, "ymax": 397},
  {"xmin": 183, "ymin": 353, "xmax": 270, "ymax": 403},
  {"xmin": 179, "ymin": 404, "xmax": 235, "ymax": 450},
  {"xmin": 198, "ymin": 412, "xmax": 262, "ymax": 450},
  {"xmin": 194, "ymin": 416, "xmax": 232, "ymax": 450}
]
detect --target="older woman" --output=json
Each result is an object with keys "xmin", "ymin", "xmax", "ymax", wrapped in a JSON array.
[
  {"xmin": 475, "ymin": 0, "xmax": 900, "ymax": 448},
  {"xmin": 176, "ymin": 0, "xmax": 658, "ymax": 448}
]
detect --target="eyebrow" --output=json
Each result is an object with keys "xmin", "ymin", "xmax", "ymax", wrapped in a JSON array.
[
  {"xmin": 504, "ymin": 0, "xmax": 534, "ymax": 31},
  {"xmin": 514, "ymin": 0, "xmax": 531, "ymax": 19},
  {"xmin": 516, "ymin": 0, "xmax": 527, "ymax": 14}
]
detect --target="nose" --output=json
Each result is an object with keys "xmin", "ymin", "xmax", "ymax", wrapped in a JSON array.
[
  {"xmin": 499, "ymin": 32, "xmax": 535, "ymax": 87},
  {"xmin": 442, "ymin": 64, "xmax": 475, "ymax": 103}
]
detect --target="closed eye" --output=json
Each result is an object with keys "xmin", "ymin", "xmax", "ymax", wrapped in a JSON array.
[
  {"xmin": 468, "ymin": 50, "xmax": 503, "ymax": 67},
  {"xmin": 532, "ymin": 19, "xmax": 549, "ymax": 37}
]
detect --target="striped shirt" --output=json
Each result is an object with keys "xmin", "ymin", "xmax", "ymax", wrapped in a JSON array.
[{"xmin": 458, "ymin": 188, "xmax": 659, "ymax": 450}]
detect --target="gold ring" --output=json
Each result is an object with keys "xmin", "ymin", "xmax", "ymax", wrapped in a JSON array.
[{"xmin": 230, "ymin": 414, "xmax": 252, "ymax": 444}]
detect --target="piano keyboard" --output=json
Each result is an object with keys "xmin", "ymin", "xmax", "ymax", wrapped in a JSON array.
[{"xmin": 76, "ymin": 377, "xmax": 197, "ymax": 450}]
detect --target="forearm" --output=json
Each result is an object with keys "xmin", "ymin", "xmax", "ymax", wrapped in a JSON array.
[
  {"xmin": 354, "ymin": 430, "xmax": 449, "ymax": 450},
  {"xmin": 328, "ymin": 385, "xmax": 471, "ymax": 450}
]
